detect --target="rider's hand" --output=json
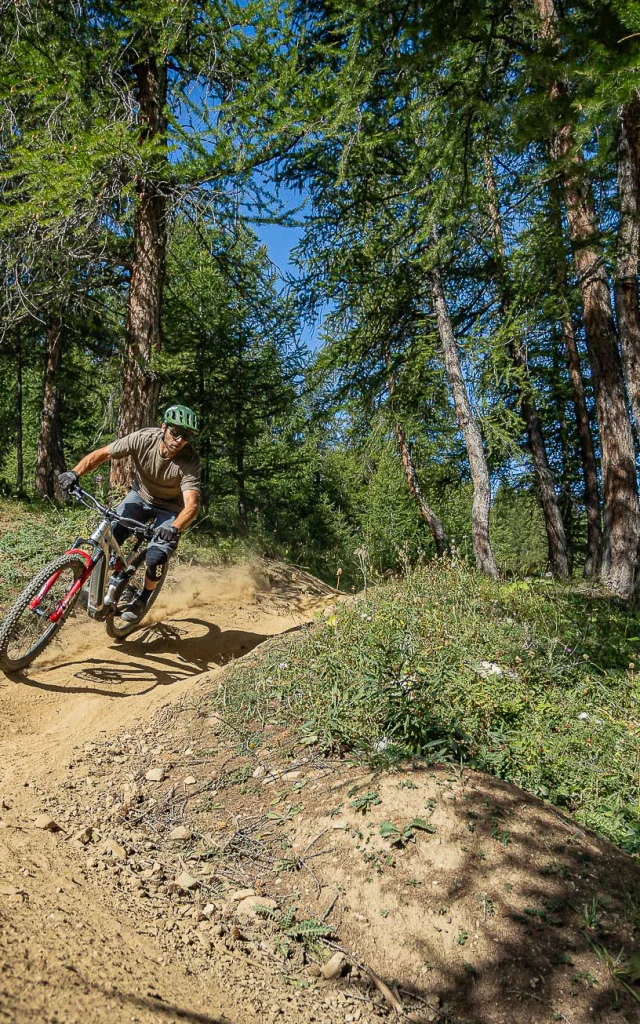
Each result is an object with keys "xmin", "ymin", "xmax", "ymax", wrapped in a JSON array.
[
  {"xmin": 58, "ymin": 470, "xmax": 79, "ymax": 494},
  {"xmin": 153, "ymin": 524, "xmax": 180, "ymax": 549}
]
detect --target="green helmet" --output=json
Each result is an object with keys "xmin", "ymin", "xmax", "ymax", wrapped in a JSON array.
[{"xmin": 163, "ymin": 404, "xmax": 199, "ymax": 434}]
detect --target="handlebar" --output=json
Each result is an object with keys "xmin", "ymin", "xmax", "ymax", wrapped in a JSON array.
[{"xmin": 69, "ymin": 485, "xmax": 156, "ymax": 540}]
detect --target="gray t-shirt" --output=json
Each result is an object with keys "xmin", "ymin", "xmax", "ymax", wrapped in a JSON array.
[{"xmin": 109, "ymin": 427, "xmax": 200, "ymax": 513}]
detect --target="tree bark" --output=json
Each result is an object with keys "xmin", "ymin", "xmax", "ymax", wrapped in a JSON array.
[
  {"xmin": 111, "ymin": 50, "xmax": 167, "ymax": 491},
  {"xmin": 35, "ymin": 313, "xmax": 65, "ymax": 499},
  {"xmin": 551, "ymin": 340, "xmax": 574, "ymax": 573},
  {"xmin": 615, "ymin": 93, "xmax": 640, "ymax": 433},
  {"xmin": 428, "ymin": 265, "xmax": 498, "ymax": 576},
  {"xmin": 235, "ymin": 440, "xmax": 248, "ymax": 535},
  {"xmin": 395, "ymin": 422, "xmax": 448, "ymax": 556},
  {"xmin": 483, "ymin": 152, "xmax": 569, "ymax": 576},
  {"xmin": 549, "ymin": 178, "xmax": 602, "ymax": 576},
  {"xmin": 533, "ymin": 0, "xmax": 640, "ymax": 596},
  {"xmin": 15, "ymin": 326, "xmax": 23, "ymax": 492}
]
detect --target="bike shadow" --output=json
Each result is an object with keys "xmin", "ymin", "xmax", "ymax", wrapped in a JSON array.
[{"xmin": 7, "ymin": 618, "xmax": 270, "ymax": 697}]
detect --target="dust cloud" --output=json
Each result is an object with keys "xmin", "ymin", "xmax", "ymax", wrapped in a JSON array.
[
  {"xmin": 144, "ymin": 564, "xmax": 260, "ymax": 624},
  {"xmin": 35, "ymin": 564, "xmax": 261, "ymax": 667}
]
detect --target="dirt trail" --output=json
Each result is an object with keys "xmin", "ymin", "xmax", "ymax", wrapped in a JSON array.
[
  {"xmin": 2, "ymin": 560, "xmax": 639, "ymax": 1024},
  {"xmin": 0, "ymin": 560, "xmax": 336, "ymax": 1024}
]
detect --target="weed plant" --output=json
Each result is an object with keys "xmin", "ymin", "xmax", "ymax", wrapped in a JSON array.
[{"xmin": 222, "ymin": 560, "xmax": 640, "ymax": 853}]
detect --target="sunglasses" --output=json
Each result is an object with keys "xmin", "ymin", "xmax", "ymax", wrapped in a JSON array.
[{"xmin": 167, "ymin": 425, "xmax": 194, "ymax": 441}]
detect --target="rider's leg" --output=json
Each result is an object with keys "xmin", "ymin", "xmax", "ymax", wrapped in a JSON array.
[
  {"xmin": 111, "ymin": 490, "xmax": 153, "ymax": 548},
  {"xmin": 142, "ymin": 510, "xmax": 177, "ymax": 593},
  {"xmin": 120, "ymin": 511, "xmax": 175, "ymax": 622}
]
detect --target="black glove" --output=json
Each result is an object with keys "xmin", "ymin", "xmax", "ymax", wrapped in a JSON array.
[
  {"xmin": 153, "ymin": 524, "xmax": 180, "ymax": 549},
  {"xmin": 58, "ymin": 470, "xmax": 79, "ymax": 494}
]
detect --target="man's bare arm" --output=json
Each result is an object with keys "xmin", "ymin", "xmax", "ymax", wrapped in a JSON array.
[
  {"xmin": 72, "ymin": 445, "xmax": 112, "ymax": 477},
  {"xmin": 172, "ymin": 489, "xmax": 200, "ymax": 533}
]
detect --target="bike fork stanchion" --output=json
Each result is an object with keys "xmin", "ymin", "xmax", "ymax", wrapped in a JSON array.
[{"xmin": 28, "ymin": 548, "xmax": 93, "ymax": 615}]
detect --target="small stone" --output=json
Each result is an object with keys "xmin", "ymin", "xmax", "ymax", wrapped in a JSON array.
[
  {"xmin": 281, "ymin": 771, "xmax": 302, "ymax": 781},
  {"xmin": 72, "ymin": 826, "xmax": 93, "ymax": 846},
  {"xmin": 145, "ymin": 767, "xmax": 165, "ymax": 782},
  {"xmin": 331, "ymin": 821, "xmax": 348, "ymax": 830},
  {"xmin": 34, "ymin": 815, "xmax": 62, "ymax": 832},
  {"xmin": 321, "ymin": 952, "xmax": 346, "ymax": 981},
  {"xmin": 174, "ymin": 871, "xmax": 198, "ymax": 890},
  {"xmin": 424, "ymin": 994, "xmax": 440, "ymax": 1008},
  {"xmin": 122, "ymin": 782, "xmax": 139, "ymax": 806},
  {"xmin": 229, "ymin": 888, "xmax": 256, "ymax": 902},
  {"xmin": 197, "ymin": 932, "xmax": 212, "ymax": 952},
  {"xmin": 235, "ymin": 896, "xmax": 277, "ymax": 922},
  {"xmin": 183, "ymin": 776, "xmax": 197, "ymax": 786},
  {"xmin": 102, "ymin": 838, "xmax": 126, "ymax": 861},
  {"xmin": 306, "ymin": 964, "xmax": 322, "ymax": 978},
  {"xmin": 202, "ymin": 903, "xmax": 216, "ymax": 918},
  {"xmin": 252, "ymin": 766, "xmax": 266, "ymax": 779},
  {"xmin": 169, "ymin": 826, "xmax": 191, "ymax": 841}
]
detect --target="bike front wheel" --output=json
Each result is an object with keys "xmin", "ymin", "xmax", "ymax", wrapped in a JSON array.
[
  {"xmin": 104, "ymin": 561, "xmax": 168, "ymax": 640},
  {"xmin": 0, "ymin": 553, "xmax": 88, "ymax": 672}
]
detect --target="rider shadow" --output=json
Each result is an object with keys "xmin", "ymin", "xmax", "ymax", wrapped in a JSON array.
[
  {"xmin": 115, "ymin": 618, "xmax": 269, "ymax": 670},
  {"xmin": 10, "ymin": 618, "xmax": 270, "ymax": 697}
]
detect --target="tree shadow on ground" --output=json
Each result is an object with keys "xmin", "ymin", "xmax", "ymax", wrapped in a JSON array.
[
  {"xmin": 307, "ymin": 765, "xmax": 640, "ymax": 1024},
  {"xmin": 96, "ymin": 984, "xmax": 233, "ymax": 1023}
]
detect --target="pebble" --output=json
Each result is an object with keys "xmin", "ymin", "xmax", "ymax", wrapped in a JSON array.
[
  {"xmin": 174, "ymin": 871, "xmax": 198, "ymax": 890},
  {"xmin": 169, "ymin": 826, "xmax": 191, "ymax": 841},
  {"xmin": 183, "ymin": 776, "xmax": 197, "ymax": 786},
  {"xmin": 34, "ymin": 815, "xmax": 62, "ymax": 832},
  {"xmin": 235, "ymin": 896, "xmax": 278, "ymax": 921},
  {"xmin": 145, "ymin": 768, "xmax": 165, "ymax": 782},
  {"xmin": 321, "ymin": 952, "xmax": 346, "ymax": 981},
  {"xmin": 102, "ymin": 838, "xmax": 127, "ymax": 861},
  {"xmin": 228, "ymin": 888, "xmax": 255, "ymax": 901},
  {"xmin": 72, "ymin": 826, "xmax": 93, "ymax": 845}
]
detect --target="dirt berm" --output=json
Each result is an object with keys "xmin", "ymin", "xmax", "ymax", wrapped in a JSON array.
[{"xmin": 1, "ymin": 560, "xmax": 638, "ymax": 1024}]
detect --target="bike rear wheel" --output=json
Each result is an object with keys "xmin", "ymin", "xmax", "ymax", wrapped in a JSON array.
[
  {"xmin": 0, "ymin": 554, "xmax": 88, "ymax": 672},
  {"xmin": 105, "ymin": 560, "xmax": 168, "ymax": 640}
]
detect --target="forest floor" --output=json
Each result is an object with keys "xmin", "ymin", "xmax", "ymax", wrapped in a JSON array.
[{"xmin": 0, "ymin": 560, "xmax": 639, "ymax": 1024}]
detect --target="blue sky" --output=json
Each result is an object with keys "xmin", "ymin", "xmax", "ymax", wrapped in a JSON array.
[{"xmin": 251, "ymin": 184, "xmax": 326, "ymax": 351}]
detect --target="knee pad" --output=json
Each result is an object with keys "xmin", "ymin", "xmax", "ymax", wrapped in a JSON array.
[{"xmin": 145, "ymin": 544, "xmax": 168, "ymax": 580}]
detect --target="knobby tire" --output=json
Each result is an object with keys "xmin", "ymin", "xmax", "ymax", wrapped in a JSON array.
[{"xmin": 0, "ymin": 553, "xmax": 88, "ymax": 673}]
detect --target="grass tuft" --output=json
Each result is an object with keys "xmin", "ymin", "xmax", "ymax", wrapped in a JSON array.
[{"xmin": 221, "ymin": 560, "xmax": 640, "ymax": 853}]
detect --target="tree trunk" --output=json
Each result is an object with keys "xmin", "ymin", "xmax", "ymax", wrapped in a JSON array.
[
  {"xmin": 16, "ymin": 326, "xmax": 23, "ymax": 492},
  {"xmin": 615, "ymin": 93, "xmax": 640, "ymax": 432},
  {"xmin": 35, "ymin": 313, "xmax": 65, "ymax": 499},
  {"xmin": 111, "ymin": 51, "xmax": 167, "ymax": 491},
  {"xmin": 549, "ymin": 178, "xmax": 602, "ymax": 576},
  {"xmin": 395, "ymin": 422, "xmax": 448, "ymax": 556},
  {"xmin": 483, "ymin": 152, "xmax": 569, "ymax": 576},
  {"xmin": 236, "ymin": 444, "xmax": 248, "ymax": 535},
  {"xmin": 533, "ymin": 0, "xmax": 640, "ymax": 596},
  {"xmin": 551, "ymin": 340, "xmax": 574, "ymax": 573},
  {"xmin": 428, "ymin": 265, "xmax": 497, "ymax": 576}
]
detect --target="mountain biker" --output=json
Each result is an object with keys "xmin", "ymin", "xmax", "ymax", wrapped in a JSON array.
[{"xmin": 57, "ymin": 405, "xmax": 200, "ymax": 623}]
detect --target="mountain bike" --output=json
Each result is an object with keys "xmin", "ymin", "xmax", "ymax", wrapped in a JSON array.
[{"xmin": 0, "ymin": 485, "xmax": 168, "ymax": 672}]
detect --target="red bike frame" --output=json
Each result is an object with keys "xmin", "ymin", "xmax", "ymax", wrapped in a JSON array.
[{"xmin": 28, "ymin": 548, "xmax": 95, "ymax": 624}]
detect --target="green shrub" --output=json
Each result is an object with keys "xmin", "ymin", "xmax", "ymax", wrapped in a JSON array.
[{"xmin": 222, "ymin": 560, "xmax": 640, "ymax": 853}]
